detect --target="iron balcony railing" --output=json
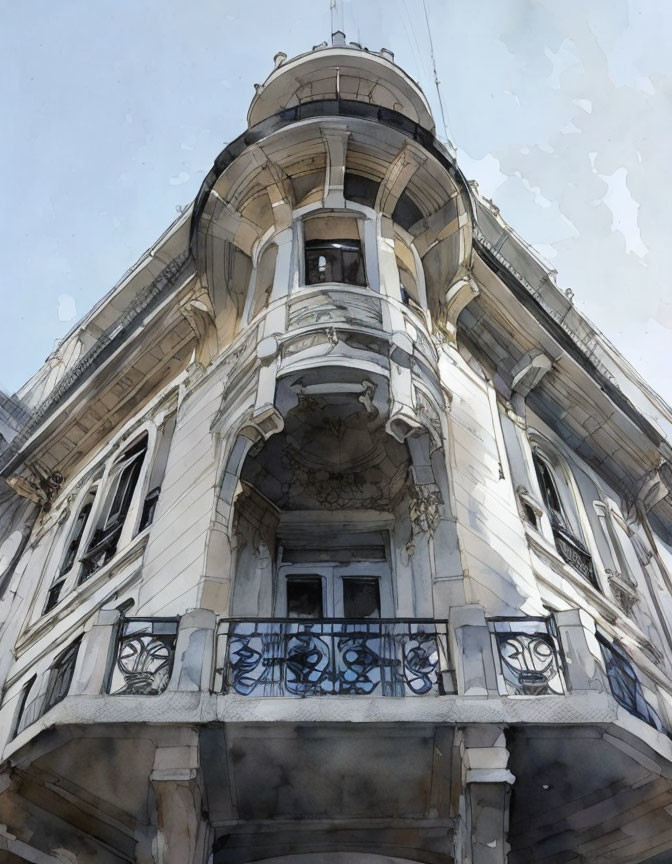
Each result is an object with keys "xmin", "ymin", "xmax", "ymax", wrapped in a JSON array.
[
  {"xmin": 219, "ymin": 618, "xmax": 449, "ymax": 697},
  {"xmin": 107, "ymin": 618, "xmax": 179, "ymax": 696},
  {"xmin": 551, "ymin": 520, "xmax": 599, "ymax": 589}
]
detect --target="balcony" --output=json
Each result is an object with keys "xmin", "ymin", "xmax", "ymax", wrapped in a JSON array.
[
  {"xmin": 551, "ymin": 520, "xmax": 599, "ymax": 589},
  {"xmin": 219, "ymin": 618, "xmax": 449, "ymax": 697}
]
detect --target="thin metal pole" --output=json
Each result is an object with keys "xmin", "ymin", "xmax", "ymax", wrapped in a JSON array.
[{"xmin": 422, "ymin": 0, "xmax": 451, "ymax": 145}]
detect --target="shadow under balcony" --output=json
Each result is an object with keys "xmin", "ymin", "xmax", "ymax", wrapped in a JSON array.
[{"xmin": 218, "ymin": 618, "xmax": 450, "ymax": 698}]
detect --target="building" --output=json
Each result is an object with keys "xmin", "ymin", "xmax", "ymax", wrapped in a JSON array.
[{"xmin": 1, "ymin": 31, "xmax": 672, "ymax": 864}]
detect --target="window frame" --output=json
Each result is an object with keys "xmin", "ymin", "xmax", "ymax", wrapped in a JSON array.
[{"xmin": 299, "ymin": 210, "xmax": 370, "ymax": 290}]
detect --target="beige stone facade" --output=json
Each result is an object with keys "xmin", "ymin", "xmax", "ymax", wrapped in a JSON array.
[{"xmin": 1, "ymin": 32, "xmax": 672, "ymax": 863}]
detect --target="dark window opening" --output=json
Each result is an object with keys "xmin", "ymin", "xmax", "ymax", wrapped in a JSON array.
[
  {"xmin": 533, "ymin": 455, "xmax": 566, "ymax": 530},
  {"xmin": 522, "ymin": 502, "xmax": 538, "ymax": 529},
  {"xmin": 79, "ymin": 436, "xmax": 147, "ymax": 582},
  {"xmin": 392, "ymin": 192, "xmax": 423, "ymax": 231},
  {"xmin": 13, "ymin": 675, "xmax": 36, "ymax": 738},
  {"xmin": 305, "ymin": 240, "xmax": 366, "ymax": 287},
  {"xmin": 343, "ymin": 577, "xmax": 381, "ymax": 619},
  {"xmin": 43, "ymin": 638, "xmax": 81, "ymax": 715},
  {"xmin": 139, "ymin": 487, "xmax": 161, "ymax": 532},
  {"xmin": 287, "ymin": 576, "xmax": 323, "ymax": 618},
  {"xmin": 60, "ymin": 499, "xmax": 94, "ymax": 576},
  {"xmin": 344, "ymin": 173, "xmax": 380, "ymax": 208},
  {"xmin": 44, "ymin": 579, "xmax": 65, "ymax": 614}
]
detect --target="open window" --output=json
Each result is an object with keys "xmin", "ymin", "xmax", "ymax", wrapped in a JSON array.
[
  {"xmin": 43, "ymin": 637, "xmax": 81, "ymax": 714},
  {"xmin": 79, "ymin": 435, "xmax": 148, "ymax": 581},
  {"xmin": 532, "ymin": 450, "xmax": 599, "ymax": 589},
  {"xmin": 13, "ymin": 674, "xmax": 36, "ymax": 738},
  {"xmin": 44, "ymin": 486, "xmax": 99, "ymax": 613},
  {"xmin": 303, "ymin": 214, "xmax": 366, "ymax": 287}
]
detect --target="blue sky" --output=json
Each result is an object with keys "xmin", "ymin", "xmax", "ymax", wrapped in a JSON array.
[{"xmin": 2, "ymin": 0, "xmax": 671, "ymax": 403}]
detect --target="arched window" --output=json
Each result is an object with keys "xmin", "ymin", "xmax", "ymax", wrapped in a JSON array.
[
  {"xmin": 533, "ymin": 453, "xmax": 567, "ymax": 531},
  {"xmin": 532, "ymin": 449, "xmax": 599, "ymax": 589},
  {"xmin": 303, "ymin": 214, "xmax": 366, "ymax": 287}
]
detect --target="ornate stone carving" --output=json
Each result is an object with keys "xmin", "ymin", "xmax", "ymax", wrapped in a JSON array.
[
  {"xmin": 414, "ymin": 388, "xmax": 443, "ymax": 451},
  {"xmin": 179, "ymin": 284, "xmax": 217, "ymax": 367},
  {"xmin": 607, "ymin": 571, "xmax": 639, "ymax": 615},
  {"xmin": 7, "ymin": 468, "xmax": 63, "ymax": 510},
  {"xmin": 409, "ymin": 484, "xmax": 441, "ymax": 535}
]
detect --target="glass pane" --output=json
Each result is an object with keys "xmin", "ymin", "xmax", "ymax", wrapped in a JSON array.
[
  {"xmin": 343, "ymin": 578, "xmax": 380, "ymax": 619},
  {"xmin": 341, "ymin": 248, "xmax": 365, "ymax": 286},
  {"xmin": 305, "ymin": 240, "xmax": 365, "ymax": 286},
  {"xmin": 287, "ymin": 576, "xmax": 323, "ymax": 618},
  {"xmin": 534, "ymin": 456, "xmax": 566, "ymax": 527}
]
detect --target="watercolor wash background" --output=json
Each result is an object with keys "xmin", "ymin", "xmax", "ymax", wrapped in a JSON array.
[{"xmin": 1, "ymin": 0, "xmax": 671, "ymax": 403}]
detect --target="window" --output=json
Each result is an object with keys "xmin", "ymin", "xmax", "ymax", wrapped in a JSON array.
[
  {"xmin": 60, "ymin": 494, "xmax": 95, "ymax": 574},
  {"xmin": 44, "ymin": 487, "xmax": 98, "ymax": 613},
  {"xmin": 80, "ymin": 436, "xmax": 148, "ymax": 581},
  {"xmin": 43, "ymin": 638, "xmax": 81, "ymax": 714},
  {"xmin": 303, "ymin": 214, "xmax": 366, "ymax": 287},
  {"xmin": 533, "ymin": 450, "xmax": 599, "ymax": 589},
  {"xmin": 343, "ymin": 577, "xmax": 381, "ymax": 619},
  {"xmin": 597, "ymin": 635, "xmax": 666, "ymax": 732},
  {"xmin": 13, "ymin": 675, "xmax": 36, "ymax": 737},
  {"xmin": 277, "ymin": 531, "xmax": 391, "ymax": 619},
  {"xmin": 287, "ymin": 576, "xmax": 324, "ymax": 619},
  {"xmin": 533, "ymin": 454, "xmax": 566, "ymax": 531}
]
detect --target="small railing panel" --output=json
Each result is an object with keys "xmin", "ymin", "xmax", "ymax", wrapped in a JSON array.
[
  {"xmin": 108, "ymin": 618, "xmax": 178, "ymax": 695},
  {"xmin": 491, "ymin": 618, "xmax": 564, "ymax": 696},
  {"xmin": 552, "ymin": 523, "xmax": 599, "ymax": 589},
  {"xmin": 221, "ymin": 618, "xmax": 448, "ymax": 697}
]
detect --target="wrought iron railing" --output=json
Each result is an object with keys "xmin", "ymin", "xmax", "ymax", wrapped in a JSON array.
[
  {"xmin": 551, "ymin": 521, "xmax": 599, "ymax": 589},
  {"xmin": 491, "ymin": 618, "xmax": 564, "ymax": 696},
  {"xmin": 220, "ymin": 618, "xmax": 448, "ymax": 697},
  {"xmin": 107, "ymin": 618, "xmax": 178, "ymax": 695},
  {"xmin": 597, "ymin": 634, "xmax": 667, "ymax": 733},
  {"xmin": 14, "ymin": 637, "xmax": 81, "ymax": 736}
]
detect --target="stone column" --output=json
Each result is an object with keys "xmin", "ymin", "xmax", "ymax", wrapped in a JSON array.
[
  {"xmin": 150, "ymin": 741, "xmax": 209, "ymax": 864},
  {"xmin": 460, "ymin": 726, "xmax": 515, "ymax": 864},
  {"xmin": 555, "ymin": 608, "xmax": 609, "ymax": 693},
  {"xmin": 449, "ymin": 605, "xmax": 499, "ymax": 697},
  {"xmin": 167, "ymin": 609, "xmax": 216, "ymax": 693},
  {"xmin": 69, "ymin": 608, "xmax": 120, "ymax": 696}
]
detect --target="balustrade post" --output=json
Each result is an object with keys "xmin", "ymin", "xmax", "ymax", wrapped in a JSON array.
[
  {"xmin": 150, "ymin": 738, "xmax": 210, "ymax": 864},
  {"xmin": 449, "ymin": 605, "xmax": 498, "ymax": 697},
  {"xmin": 554, "ymin": 608, "xmax": 608, "ymax": 693},
  {"xmin": 457, "ymin": 726, "xmax": 514, "ymax": 864},
  {"xmin": 168, "ymin": 609, "xmax": 217, "ymax": 693},
  {"xmin": 70, "ymin": 608, "xmax": 120, "ymax": 696}
]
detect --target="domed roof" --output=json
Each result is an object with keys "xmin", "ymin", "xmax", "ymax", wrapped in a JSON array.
[{"xmin": 247, "ymin": 32, "xmax": 435, "ymax": 134}]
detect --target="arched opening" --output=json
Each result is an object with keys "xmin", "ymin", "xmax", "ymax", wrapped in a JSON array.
[
  {"xmin": 219, "ymin": 370, "xmax": 455, "ymax": 698},
  {"xmin": 249, "ymin": 243, "xmax": 278, "ymax": 320},
  {"xmin": 532, "ymin": 448, "xmax": 599, "ymax": 589},
  {"xmin": 303, "ymin": 213, "xmax": 366, "ymax": 287}
]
